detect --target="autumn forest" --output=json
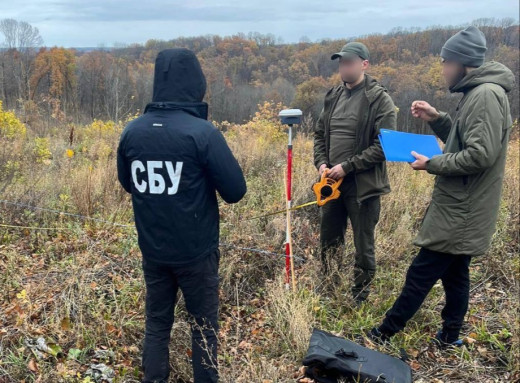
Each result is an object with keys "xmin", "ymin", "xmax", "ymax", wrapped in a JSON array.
[{"xmin": 1, "ymin": 18, "xmax": 518, "ymax": 135}]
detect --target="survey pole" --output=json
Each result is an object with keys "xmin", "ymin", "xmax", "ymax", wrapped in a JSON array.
[{"xmin": 278, "ymin": 109, "xmax": 302, "ymax": 291}]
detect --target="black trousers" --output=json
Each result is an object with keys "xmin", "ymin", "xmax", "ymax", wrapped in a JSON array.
[
  {"xmin": 141, "ymin": 250, "xmax": 220, "ymax": 383},
  {"xmin": 320, "ymin": 188, "xmax": 381, "ymax": 301},
  {"xmin": 379, "ymin": 247, "xmax": 472, "ymax": 343}
]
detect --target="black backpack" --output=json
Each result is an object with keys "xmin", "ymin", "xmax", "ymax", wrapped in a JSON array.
[{"xmin": 302, "ymin": 329, "xmax": 413, "ymax": 383}]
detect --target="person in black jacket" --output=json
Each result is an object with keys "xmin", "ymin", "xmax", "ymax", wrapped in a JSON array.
[{"xmin": 117, "ymin": 48, "xmax": 246, "ymax": 383}]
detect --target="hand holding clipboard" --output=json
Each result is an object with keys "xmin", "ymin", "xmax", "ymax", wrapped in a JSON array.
[{"xmin": 378, "ymin": 129, "xmax": 443, "ymax": 163}]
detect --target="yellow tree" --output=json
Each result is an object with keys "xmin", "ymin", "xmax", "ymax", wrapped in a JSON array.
[{"xmin": 30, "ymin": 47, "xmax": 77, "ymax": 116}]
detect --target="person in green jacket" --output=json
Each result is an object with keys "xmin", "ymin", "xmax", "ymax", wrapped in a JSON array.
[
  {"xmin": 314, "ymin": 42, "xmax": 397, "ymax": 304},
  {"xmin": 369, "ymin": 26, "xmax": 514, "ymax": 346}
]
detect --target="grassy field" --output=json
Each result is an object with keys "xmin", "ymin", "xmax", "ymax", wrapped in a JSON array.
[{"xmin": 0, "ymin": 101, "xmax": 518, "ymax": 382}]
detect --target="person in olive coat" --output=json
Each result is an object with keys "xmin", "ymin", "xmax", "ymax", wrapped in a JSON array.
[{"xmin": 369, "ymin": 26, "xmax": 514, "ymax": 346}]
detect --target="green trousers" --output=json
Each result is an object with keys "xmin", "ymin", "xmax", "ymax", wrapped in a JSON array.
[{"xmin": 319, "ymin": 179, "xmax": 381, "ymax": 301}]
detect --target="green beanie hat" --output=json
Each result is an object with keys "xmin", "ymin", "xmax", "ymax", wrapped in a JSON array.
[{"xmin": 441, "ymin": 26, "xmax": 487, "ymax": 67}]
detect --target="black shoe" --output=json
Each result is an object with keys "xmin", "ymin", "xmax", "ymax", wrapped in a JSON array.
[
  {"xmin": 366, "ymin": 327, "xmax": 391, "ymax": 346},
  {"xmin": 353, "ymin": 295, "xmax": 367, "ymax": 307},
  {"xmin": 433, "ymin": 330, "xmax": 464, "ymax": 348}
]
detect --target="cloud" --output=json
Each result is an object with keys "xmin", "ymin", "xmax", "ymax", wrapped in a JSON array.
[{"xmin": 1, "ymin": 0, "xmax": 518, "ymax": 47}]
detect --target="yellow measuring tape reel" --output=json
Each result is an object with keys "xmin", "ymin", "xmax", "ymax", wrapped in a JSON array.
[
  {"xmin": 244, "ymin": 169, "xmax": 345, "ymax": 221},
  {"xmin": 312, "ymin": 169, "xmax": 344, "ymax": 206}
]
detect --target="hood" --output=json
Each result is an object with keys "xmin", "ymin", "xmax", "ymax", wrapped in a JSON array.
[
  {"xmin": 144, "ymin": 48, "xmax": 208, "ymax": 118},
  {"xmin": 152, "ymin": 48, "xmax": 206, "ymax": 102},
  {"xmin": 450, "ymin": 61, "xmax": 515, "ymax": 94},
  {"xmin": 364, "ymin": 74, "xmax": 388, "ymax": 104}
]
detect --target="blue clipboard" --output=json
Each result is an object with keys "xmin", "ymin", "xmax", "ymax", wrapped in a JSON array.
[{"xmin": 378, "ymin": 129, "xmax": 443, "ymax": 162}]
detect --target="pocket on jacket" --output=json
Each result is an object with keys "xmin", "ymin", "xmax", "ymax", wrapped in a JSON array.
[
  {"xmin": 415, "ymin": 198, "xmax": 469, "ymax": 253},
  {"xmin": 434, "ymin": 175, "xmax": 469, "ymax": 204},
  {"xmin": 330, "ymin": 112, "xmax": 358, "ymax": 123}
]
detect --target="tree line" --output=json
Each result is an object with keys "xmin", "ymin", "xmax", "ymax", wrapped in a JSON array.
[{"xmin": 0, "ymin": 18, "xmax": 518, "ymax": 135}]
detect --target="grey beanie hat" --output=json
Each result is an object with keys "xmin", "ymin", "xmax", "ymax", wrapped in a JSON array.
[{"xmin": 441, "ymin": 26, "xmax": 487, "ymax": 67}]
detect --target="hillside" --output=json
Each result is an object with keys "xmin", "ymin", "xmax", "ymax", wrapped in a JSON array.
[{"xmin": 0, "ymin": 100, "xmax": 518, "ymax": 382}]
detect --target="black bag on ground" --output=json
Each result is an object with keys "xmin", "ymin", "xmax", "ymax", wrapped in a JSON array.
[{"xmin": 302, "ymin": 328, "xmax": 413, "ymax": 383}]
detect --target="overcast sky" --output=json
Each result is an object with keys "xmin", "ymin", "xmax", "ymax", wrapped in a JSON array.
[{"xmin": 1, "ymin": 0, "xmax": 519, "ymax": 47}]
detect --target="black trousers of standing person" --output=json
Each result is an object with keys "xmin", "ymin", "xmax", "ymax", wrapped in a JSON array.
[
  {"xmin": 378, "ymin": 247, "xmax": 472, "ymax": 343},
  {"xmin": 141, "ymin": 250, "xmax": 220, "ymax": 383},
  {"xmin": 320, "ymin": 175, "xmax": 381, "ymax": 302}
]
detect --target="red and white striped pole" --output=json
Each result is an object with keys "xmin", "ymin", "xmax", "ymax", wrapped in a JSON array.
[
  {"xmin": 279, "ymin": 109, "xmax": 302, "ymax": 291},
  {"xmin": 285, "ymin": 123, "xmax": 293, "ymax": 289}
]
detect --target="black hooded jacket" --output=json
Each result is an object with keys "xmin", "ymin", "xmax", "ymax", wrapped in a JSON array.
[{"xmin": 117, "ymin": 48, "xmax": 247, "ymax": 265}]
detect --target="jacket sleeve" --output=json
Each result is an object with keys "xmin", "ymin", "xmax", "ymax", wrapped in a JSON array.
[
  {"xmin": 428, "ymin": 111, "xmax": 452, "ymax": 143},
  {"xmin": 117, "ymin": 135, "xmax": 132, "ymax": 194},
  {"xmin": 340, "ymin": 92, "xmax": 397, "ymax": 174},
  {"xmin": 313, "ymin": 107, "xmax": 328, "ymax": 169},
  {"xmin": 426, "ymin": 89, "xmax": 505, "ymax": 176},
  {"xmin": 205, "ymin": 127, "xmax": 247, "ymax": 203}
]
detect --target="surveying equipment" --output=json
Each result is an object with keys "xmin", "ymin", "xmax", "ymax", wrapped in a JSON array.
[
  {"xmin": 278, "ymin": 109, "xmax": 302, "ymax": 291},
  {"xmin": 312, "ymin": 170, "xmax": 343, "ymax": 206}
]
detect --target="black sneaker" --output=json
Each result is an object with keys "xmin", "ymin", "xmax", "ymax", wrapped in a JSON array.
[
  {"xmin": 433, "ymin": 330, "xmax": 464, "ymax": 348},
  {"xmin": 366, "ymin": 327, "xmax": 391, "ymax": 346},
  {"xmin": 353, "ymin": 295, "xmax": 367, "ymax": 308}
]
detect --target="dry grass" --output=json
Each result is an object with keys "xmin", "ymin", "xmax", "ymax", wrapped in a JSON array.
[{"xmin": 0, "ymin": 103, "xmax": 518, "ymax": 382}]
